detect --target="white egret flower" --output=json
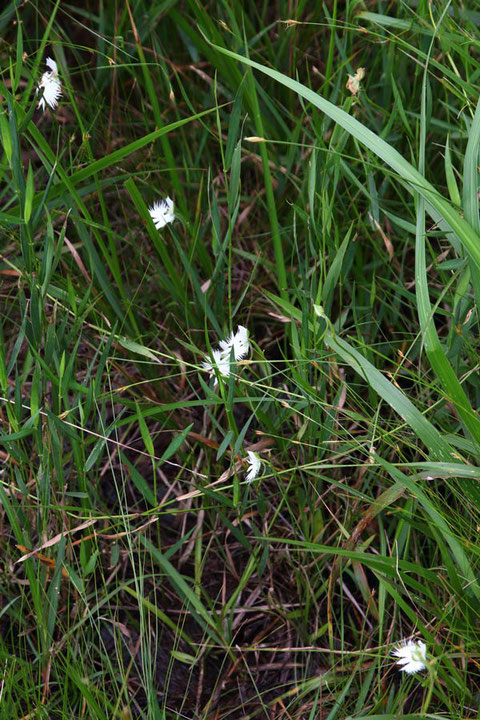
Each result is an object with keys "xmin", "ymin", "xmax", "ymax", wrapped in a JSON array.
[
  {"xmin": 148, "ymin": 197, "xmax": 175, "ymax": 229},
  {"xmin": 202, "ymin": 348, "xmax": 230, "ymax": 378},
  {"xmin": 219, "ymin": 325, "xmax": 249, "ymax": 361},
  {"xmin": 37, "ymin": 57, "xmax": 62, "ymax": 112},
  {"xmin": 202, "ymin": 325, "xmax": 250, "ymax": 382},
  {"xmin": 245, "ymin": 451, "xmax": 261, "ymax": 483},
  {"xmin": 392, "ymin": 640, "xmax": 427, "ymax": 674}
]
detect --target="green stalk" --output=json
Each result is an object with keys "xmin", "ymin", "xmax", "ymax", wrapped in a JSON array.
[{"xmin": 245, "ymin": 67, "xmax": 288, "ymax": 300}]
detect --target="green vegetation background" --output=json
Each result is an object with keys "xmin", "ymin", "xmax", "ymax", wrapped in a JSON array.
[{"xmin": 0, "ymin": 0, "xmax": 479, "ymax": 718}]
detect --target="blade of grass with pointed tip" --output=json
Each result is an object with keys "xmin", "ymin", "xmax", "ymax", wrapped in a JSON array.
[{"xmin": 444, "ymin": 134, "xmax": 461, "ymax": 206}]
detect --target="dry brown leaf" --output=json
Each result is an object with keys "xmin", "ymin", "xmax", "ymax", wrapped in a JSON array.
[
  {"xmin": 16, "ymin": 518, "xmax": 97, "ymax": 563},
  {"xmin": 346, "ymin": 67, "xmax": 366, "ymax": 96}
]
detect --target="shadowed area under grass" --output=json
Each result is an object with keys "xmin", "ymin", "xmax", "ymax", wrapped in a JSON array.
[{"xmin": 0, "ymin": 1, "xmax": 480, "ymax": 718}]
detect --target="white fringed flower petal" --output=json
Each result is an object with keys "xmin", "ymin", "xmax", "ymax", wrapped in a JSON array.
[
  {"xmin": 202, "ymin": 324, "xmax": 251, "ymax": 384},
  {"xmin": 219, "ymin": 325, "xmax": 250, "ymax": 361},
  {"xmin": 46, "ymin": 57, "xmax": 58, "ymax": 74},
  {"xmin": 37, "ymin": 57, "xmax": 62, "ymax": 112},
  {"xmin": 392, "ymin": 640, "xmax": 427, "ymax": 674},
  {"xmin": 202, "ymin": 348, "xmax": 230, "ymax": 378},
  {"xmin": 245, "ymin": 451, "xmax": 261, "ymax": 483},
  {"xmin": 148, "ymin": 197, "xmax": 175, "ymax": 229}
]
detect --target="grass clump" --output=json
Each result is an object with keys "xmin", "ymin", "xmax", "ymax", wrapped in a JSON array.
[{"xmin": 0, "ymin": 1, "xmax": 479, "ymax": 718}]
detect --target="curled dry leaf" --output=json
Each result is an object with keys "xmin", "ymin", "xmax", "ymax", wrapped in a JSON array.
[{"xmin": 346, "ymin": 67, "xmax": 366, "ymax": 96}]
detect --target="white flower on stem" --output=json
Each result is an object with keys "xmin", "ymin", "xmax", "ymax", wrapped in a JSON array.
[
  {"xmin": 202, "ymin": 325, "xmax": 250, "ymax": 383},
  {"xmin": 219, "ymin": 325, "xmax": 249, "ymax": 361},
  {"xmin": 37, "ymin": 57, "xmax": 62, "ymax": 112},
  {"xmin": 148, "ymin": 197, "xmax": 175, "ymax": 229},
  {"xmin": 392, "ymin": 640, "xmax": 427, "ymax": 674},
  {"xmin": 245, "ymin": 451, "xmax": 261, "ymax": 483},
  {"xmin": 202, "ymin": 348, "xmax": 230, "ymax": 378}
]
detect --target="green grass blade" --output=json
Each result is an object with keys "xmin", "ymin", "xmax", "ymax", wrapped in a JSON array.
[
  {"xmin": 323, "ymin": 330, "xmax": 454, "ymax": 462},
  {"xmin": 265, "ymin": 289, "xmax": 454, "ymax": 461},
  {"xmin": 210, "ymin": 42, "xmax": 480, "ymax": 273},
  {"xmin": 415, "ymin": 38, "xmax": 480, "ymax": 448},
  {"xmin": 375, "ymin": 454, "xmax": 480, "ymax": 601}
]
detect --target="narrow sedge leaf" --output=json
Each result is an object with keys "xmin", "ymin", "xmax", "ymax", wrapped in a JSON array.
[
  {"xmin": 216, "ymin": 430, "xmax": 234, "ymax": 460},
  {"xmin": 117, "ymin": 337, "xmax": 161, "ymax": 363},
  {"xmin": 391, "ymin": 74, "xmax": 413, "ymax": 138},
  {"xmin": 0, "ymin": 109, "xmax": 13, "ymax": 165},
  {"xmin": 320, "ymin": 224, "xmax": 354, "ymax": 311},
  {"xmin": 136, "ymin": 401, "xmax": 155, "ymax": 458},
  {"xmin": 64, "ymin": 564, "xmax": 84, "ymax": 595},
  {"xmin": 170, "ymin": 651, "xmax": 197, "ymax": 665},
  {"xmin": 14, "ymin": 23, "xmax": 23, "ymax": 92},
  {"xmin": 308, "ymin": 147, "xmax": 317, "ymax": 219},
  {"xmin": 46, "ymin": 537, "xmax": 66, "ymax": 643},
  {"xmin": 0, "ymin": 423, "xmax": 35, "ymax": 443},
  {"xmin": 24, "ymin": 162, "xmax": 34, "ymax": 223},
  {"xmin": 0, "ymin": 328, "xmax": 7, "ymax": 392},
  {"xmin": 58, "ymin": 350, "xmax": 66, "ymax": 381},
  {"xmin": 161, "ymin": 424, "xmax": 194, "ymax": 463},
  {"xmin": 444, "ymin": 135, "xmax": 461, "ymax": 207},
  {"xmin": 225, "ymin": 80, "xmax": 244, "ymax": 169},
  {"xmin": 462, "ymin": 98, "xmax": 480, "ymax": 235},
  {"xmin": 228, "ymin": 140, "xmax": 242, "ymax": 214},
  {"xmin": 84, "ymin": 437, "xmax": 107, "ymax": 475}
]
